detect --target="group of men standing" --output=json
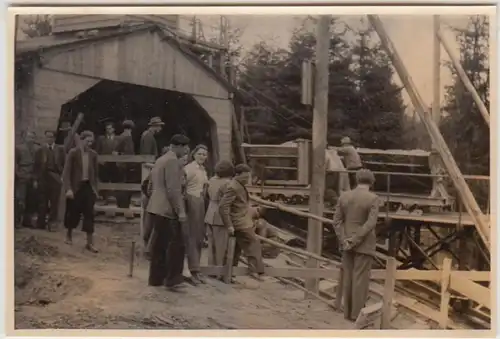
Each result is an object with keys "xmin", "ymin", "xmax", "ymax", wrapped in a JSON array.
[
  {"xmin": 14, "ymin": 115, "xmax": 167, "ymax": 251},
  {"xmin": 144, "ymin": 133, "xmax": 267, "ymax": 291}
]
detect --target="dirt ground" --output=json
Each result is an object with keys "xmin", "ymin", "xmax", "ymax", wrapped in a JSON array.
[{"xmin": 14, "ymin": 221, "xmax": 358, "ymax": 330}]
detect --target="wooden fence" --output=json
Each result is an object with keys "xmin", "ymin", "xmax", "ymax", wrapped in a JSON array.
[{"xmin": 115, "ymin": 157, "xmax": 490, "ymax": 329}]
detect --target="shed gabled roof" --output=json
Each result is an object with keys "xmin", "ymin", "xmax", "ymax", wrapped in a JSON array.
[{"xmin": 15, "ymin": 23, "xmax": 239, "ymax": 97}]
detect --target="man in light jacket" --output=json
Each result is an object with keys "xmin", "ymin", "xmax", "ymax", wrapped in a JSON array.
[
  {"xmin": 337, "ymin": 137, "xmax": 363, "ymax": 190},
  {"xmin": 332, "ymin": 169, "xmax": 380, "ymax": 321}
]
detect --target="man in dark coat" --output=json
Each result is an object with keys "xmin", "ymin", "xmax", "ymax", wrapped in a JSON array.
[
  {"xmin": 146, "ymin": 134, "xmax": 190, "ymax": 291},
  {"xmin": 140, "ymin": 116, "xmax": 164, "ymax": 158},
  {"xmin": 15, "ymin": 131, "xmax": 38, "ymax": 227},
  {"xmin": 96, "ymin": 121, "xmax": 119, "ymax": 204},
  {"xmin": 33, "ymin": 130, "xmax": 65, "ymax": 230},
  {"xmin": 116, "ymin": 119, "xmax": 136, "ymax": 208},
  {"xmin": 63, "ymin": 130, "xmax": 99, "ymax": 252},
  {"xmin": 332, "ymin": 169, "xmax": 380, "ymax": 321},
  {"xmin": 219, "ymin": 164, "xmax": 265, "ymax": 281}
]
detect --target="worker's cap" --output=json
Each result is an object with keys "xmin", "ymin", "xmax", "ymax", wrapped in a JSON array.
[
  {"xmin": 341, "ymin": 136, "xmax": 352, "ymax": 145},
  {"xmin": 234, "ymin": 163, "xmax": 251, "ymax": 175},
  {"xmin": 169, "ymin": 134, "xmax": 190, "ymax": 146},
  {"xmin": 80, "ymin": 130, "xmax": 95, "ymax": 140},
  {"xmin": 356, "ymin": 168, "xmax": 375, "ymax": 185},
  {"xmin": 148, "ymin": 116, "xmax": 165, "ymax": 126},
  {"xmin": 122, "ymin": 120, "xmax": 135, "ymax": 129}
]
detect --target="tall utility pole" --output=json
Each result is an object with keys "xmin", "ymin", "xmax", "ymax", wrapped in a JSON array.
[{"xmin": 304, "ymin": 15, "xmax": 330, "ymax": 296}]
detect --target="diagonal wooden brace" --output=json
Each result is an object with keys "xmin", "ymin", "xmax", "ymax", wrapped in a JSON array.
[{"xmin": 367, "ymin": 15, "xmax": 490, "ymax": 252}]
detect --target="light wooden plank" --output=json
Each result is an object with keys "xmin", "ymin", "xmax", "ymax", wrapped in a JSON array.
[
  {"xmin": 439, "ymin": 258, "xmax": 452, "ymax": 329},
  {"xmin": 449, "ymin": 275, "xmax": 491, "ymax": 309},
  {"xmin": 381, "ymin": 257, "xmax": 397, "ymax": 329}
]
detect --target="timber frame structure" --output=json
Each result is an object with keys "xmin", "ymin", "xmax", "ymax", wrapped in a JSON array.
[{"xmin": 16, "ymin": 14, "xmax": 491, "ymax": 330}]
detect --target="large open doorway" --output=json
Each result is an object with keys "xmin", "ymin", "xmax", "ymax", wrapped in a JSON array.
[{"xmin": 57, "ymin": 80, "xmax": 218, "ymax": 171}]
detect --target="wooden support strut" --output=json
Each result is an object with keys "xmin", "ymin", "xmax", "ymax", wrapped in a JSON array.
[
  {"xmin": 305, "ymin": 15, "xmax": 330, "ymax": 296},
  {"xmin": 57, "ymin": 113, "xmax": 84, "ymax": 223},
  {"xmin": 437, "ymin": 29, "xmax": 490, "ymax": 128},
  {"xmin": 367, "ymin": 15, "xmax": 490, "ymax": 251}
]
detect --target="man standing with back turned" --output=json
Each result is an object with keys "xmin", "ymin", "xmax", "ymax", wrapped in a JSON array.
[
  {"xmin": 146, "ymin": 134, "xmax": 190, "ymax": 291},
  {"xmin": 332, "ymin": 169, "xmax": 380, "ymax": 321}
]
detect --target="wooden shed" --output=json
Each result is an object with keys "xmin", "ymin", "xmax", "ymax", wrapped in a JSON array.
[{"xmin": 15, "ymin": 16, "xmax": 237, "ymax": 163}]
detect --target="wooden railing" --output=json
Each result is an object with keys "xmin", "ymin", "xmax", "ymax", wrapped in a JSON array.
[{"xmin": 197, "ymin": 195, "xmax": 491, "ymax": 330}]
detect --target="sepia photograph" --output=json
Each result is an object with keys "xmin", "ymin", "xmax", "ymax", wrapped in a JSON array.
[{"xmin": 9, "ymin": 6, "xmax": 495, "ymax": 334}]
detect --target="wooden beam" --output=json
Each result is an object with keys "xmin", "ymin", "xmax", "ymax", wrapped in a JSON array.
[
  {"xmin": 439, "ymin": 257, "xmax": 452, "ymax": 328},
  {"xmin": 250, "ymin": 195, "xmax": 335, "ymax": 225},
  {"xmin": 306, "ymin": 14, "xmax": 330, "ymax": 296},
  {"xmin": 57, "ymin": 113, "xmax": 84, "ymax": 222},
  {"xmin": 381, "ymin": 257, "xmax": 397, "ymax": 329},
  {"xmin": 432, "ymin": 15, "xmax": 441, "ymax": 127},
  {"xmin": 367, "ymin": 15, "xmax": 490, "ymax": 251},
  {"xmin": 98, "ymin": 155, "xmax": 155, "ymax": 163},
  {"xmin": 450, "ymin": 274, "xmax": 491, "ymax": 309},
  {"xmin": 437, "ymin": 28, "xmax": 490, "ymax": 128}
]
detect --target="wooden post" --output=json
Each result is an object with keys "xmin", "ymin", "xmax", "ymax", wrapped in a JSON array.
[
  {"xmin": 57, "ymin": 113, "xmax": 84, "ymax": 223},
  {"xmin": 305, "ymin": 15, "xmax": 330, "ymax": 296},
  {"xmin": 367, "ymin": 15, "xmax": 490, "ymax": 251},
  {"xmin": 380, "ymin": 257, "xmax": 397, "ymax": 329},
  {"xmin": 334, "ymin": 266, "xmax": 344, "ymax": 311},
  {"xmin": 437, "ymin": 29, "xmax": 490, "ymax": 128},
  {"xmin": 128, "ymin": 241, "xmax": 136, "ymax": 277},
  {"xmin": 140, "ymin": 163, "xmax": 152, "ymax": 243},
  {"xmin": 224, "ymin": 236, "xmax": 236, "ymax": 284},
  {"xmin": 432, "ymin": 15, "xmax": 441, "ymax": 127},
  {"xmin": 439, "ymin": 257, "xmax": 452, "ymax": 328}
]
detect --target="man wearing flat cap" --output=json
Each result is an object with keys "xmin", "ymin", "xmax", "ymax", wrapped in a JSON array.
[
  {"xmin": 337, "ymin": 136, "xmax": 363, "ymax": 190},
  {"xmin": 332, "ymin": 168, "xmax": 380, "ymax": 321},
  {"xmin": 116, "ymin": 119, "xmax": 136, "ymax": 209},
  {"xmin": 140, "ymin": 116, "xmax": 164, "ymax": 158},
  {"xmin": 146, "ymin": 133, "xmax": 190, "ymax": 291}
]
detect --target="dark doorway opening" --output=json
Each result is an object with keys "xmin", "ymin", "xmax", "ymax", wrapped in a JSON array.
[{"xmin": 56, "ymin": 80, "xmax": 217, "ymax": 171}]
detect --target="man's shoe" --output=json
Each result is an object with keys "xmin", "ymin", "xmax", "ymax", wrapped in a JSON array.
[
  {"xmin": 85, "ymin": 244, "xmax": 99, "ymax": 253},
  {"xmin": 192, "ymin": 272, "xmax": 206, "ymax": 284},
  {"xmin": 166, "ymin": 281, "xmax": 187, "ymax": 292}
]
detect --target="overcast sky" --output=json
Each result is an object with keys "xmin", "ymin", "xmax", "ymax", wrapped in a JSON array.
[
  {"xmin": 18, "ymin": 13, "xmax": 490, "ymax": 111},
  {"xmin": 180, "ymin": 15, "xmax": 485, "ymax": 110}
]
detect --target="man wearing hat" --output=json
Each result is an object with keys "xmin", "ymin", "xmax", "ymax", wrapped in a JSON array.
[
  {"xmin": 337, "ymin": 137, "xmax": 363, "ymax": 190},
  {"xmin": 146, "ymin": 134, "xmax": 190, "ymax": 291},
  {"xmin": 116, "ymin": 119, "xmax": 136, "ymax": 209},
  {"xmin": 140, "ymin": 116, "xmax": 164, "ymax": 158}
]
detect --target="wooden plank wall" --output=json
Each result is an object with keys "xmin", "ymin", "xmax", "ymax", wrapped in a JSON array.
[
  {"xmin": 16, "ymin": 66, "xmax": 98, "ymax": 142},
  {"xmin": 193, "ymin": 95, "xmax": 232, "ymax": 161},
  {"xmin": 42, "ymin": 30, "xmax": 228, "ymax": 100},
  {"xmin": 52, "ymin": 15, "xmax": 179, "ymax": 34}
]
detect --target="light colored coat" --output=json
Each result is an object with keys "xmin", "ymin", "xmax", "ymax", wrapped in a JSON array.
[
  {"xmin": 332, "ymin": 185, "xmax": 380, "ymax": 256},
  {"xmin": 146, "ymin": 150, "xmax": 185, "ymax": 219},
  {"xmin": 337, "ymin": 145, "xmax": 362, "ymax": 169}
]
